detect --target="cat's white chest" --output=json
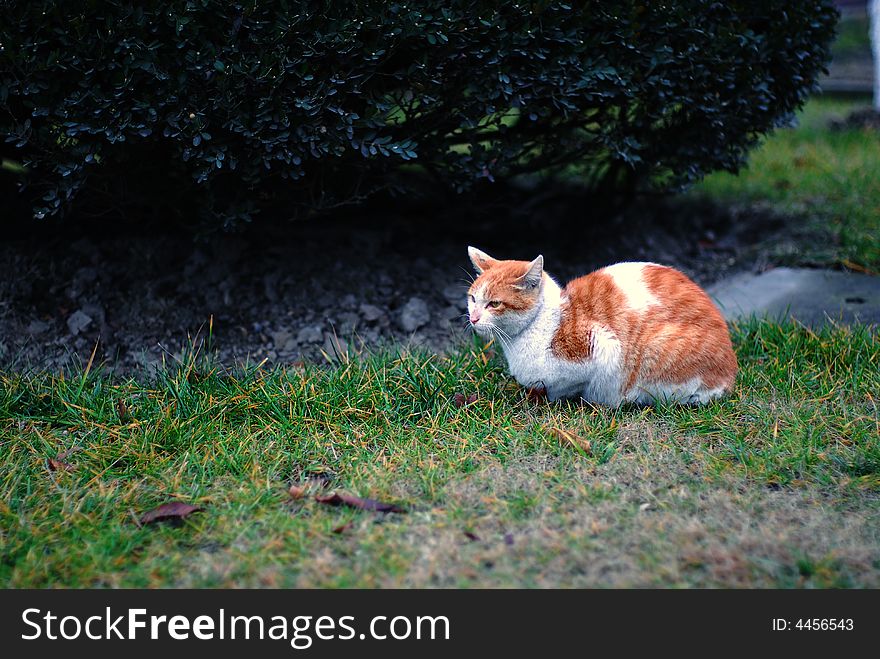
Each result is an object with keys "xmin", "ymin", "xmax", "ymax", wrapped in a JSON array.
[
  {"xmin": 504, "ymin": 333, "xmax": 553, "ymax": 388},
  {"xmin": 501, "ymin": 284, "xmax": 625, "ymax": 404}
]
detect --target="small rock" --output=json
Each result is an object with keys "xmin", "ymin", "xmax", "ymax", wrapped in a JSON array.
[
  {"xmin": 341, "ymin": 294, "xmax": 358, "ymax": 310},
  {"xmin": 442, "ymin": 284, "xmax": 465, "ymax": 305},
  {"xmin": 398, "ymin": 297, "xmax": 430, "ymax": 332},
  {"xmin": 336, "ymin": 311, "xmax": 360, "ymax": 334},
  {"xmin": 359, "ymin": 303, "xmax": 384, "ymax": 323},
  {"xmin": 296, "ymin": 324, "xmax": 324, "ymax": 344},
  {"xmin": 66, "ymin": 310, "xmax": 93, "ymax": 336},
  {"xmin": 80, "ymin": 302, "xmax": 106, "ymax": 326},
  {"xmin": 271, "ymin": 329, "xmax": 297, "ymax": 352},
  {"xmin": 322, "ymin": 332, "xmax": 348, "ymax": 360},
  {"xmin": 27, "ymin": 320, "xmax": 49, "ymax": 335}
]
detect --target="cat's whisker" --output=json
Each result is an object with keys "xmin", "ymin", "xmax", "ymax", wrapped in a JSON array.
[
  {"xmin": 497, "ymin": 331, "xmax": 515, "ymax": 354},
  {"xmin": 486, "ymin": 323, "xmax": 514, "ymax": 354}
]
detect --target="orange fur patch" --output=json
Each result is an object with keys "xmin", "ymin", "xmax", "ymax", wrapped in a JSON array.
[
  {"xmin": 637, "ymin": 265, "xmax": 737, "ymax": 391},
  {"xmin": 551, "ymin": 271, "xmax": 629, "ymax": 361},
  {"xmin": 552, "ymin": 264, "xmax": 737, "ymax": 394},
  {"xmin": 469, "ymin": 260, "xmax": 540, "ymax": 313}
]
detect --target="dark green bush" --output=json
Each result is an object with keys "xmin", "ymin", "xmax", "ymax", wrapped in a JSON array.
[{"xmin": 1, "ymin": 1, "xmax": 838, "ymax": 225}]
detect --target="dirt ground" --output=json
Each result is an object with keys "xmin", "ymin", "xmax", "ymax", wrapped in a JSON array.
[{"xmin": 0, "ymin": 188, "xmax": 797, "ymax": 375}]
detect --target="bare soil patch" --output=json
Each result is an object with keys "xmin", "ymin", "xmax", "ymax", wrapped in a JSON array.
[{"xmin": 0, "ymin": 189, "xmax": 796, "ymax": 375}]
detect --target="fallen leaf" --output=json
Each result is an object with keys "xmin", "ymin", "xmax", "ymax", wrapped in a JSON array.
[
  {"xmin": 332, "ymin": 521, "xmax": 354, "ymax": 534},
  {"xmin": 56, "ymin": 446, "xmax": 83, "ymax": 461},
  {"xmin": 314, "ymin": 491, "xmax": 406, "ymax": 513},
  {"xmin": 116, "ymin": 399, "xmax": 130, "ymax": 423},
  {"xmin": 288, "ymin": 483, "xmax": 308, "ymax": 499},
  {"xmin": 464, "ymin": 530, "xmax": 480, "ymax": 542},
  {"xmin": 452, "ymin": 392, "xmax": 478, "ymax": 407},
  {"xmin": 287, "ymin": 469, "xmax": 334, "ymax": 499},
  {"xmin": 548, "ymin": 426, "xmax": 591, "ymax": 454},
  {"xmin": 841, "ymin": 259, "xmax": 879, "ymax": 276},
  {"xmin": 47, "ymin": 446, "xmax": 82, "ymax": 472},
  {"xmin": 139, "ymin": 502, "xmax": 202, "ymax": 525}
]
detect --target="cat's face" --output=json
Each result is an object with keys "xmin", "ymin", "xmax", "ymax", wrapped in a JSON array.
[{"xmin": 467, "ymin": 247, "xmax": 544, "ymax": 338}]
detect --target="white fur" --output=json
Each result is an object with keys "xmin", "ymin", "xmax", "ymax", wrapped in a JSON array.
[
  {"xmin": 602, "ymin": 262, "xmax": 660, "ymax": 312},
  {"xmin": 470, "ymin": 261, "xmax": 723, "ymax": 407},
  {"xmin": 472, "ymin": 273, "xmax": 626, "ymax": 405},
  {"xmin": 624, "ymin": 377, "xmax": 723, "ymax": 405}
]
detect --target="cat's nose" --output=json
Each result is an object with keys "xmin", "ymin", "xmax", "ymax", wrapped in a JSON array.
[{"xmin": 469, "ymin": 310, "xmax": 481, "ymax": 324}]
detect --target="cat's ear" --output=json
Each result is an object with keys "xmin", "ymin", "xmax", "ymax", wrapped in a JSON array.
[
  {"xmin": 468, "ymin": 246, "xmax": 498, "ymax": 273},
  {"xmin": 519, "ymin": 255, "xmax": 544, "ymax": 289}
]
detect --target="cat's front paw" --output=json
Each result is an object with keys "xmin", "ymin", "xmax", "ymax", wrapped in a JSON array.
[{"xmin": 525, "ymin": 386, "xmax": 547, "ymax": 404}]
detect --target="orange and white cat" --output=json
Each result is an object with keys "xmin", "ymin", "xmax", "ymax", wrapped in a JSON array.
[{"xmin": 466, "ymin": 246, "xmax": 737, "ymax": 406}]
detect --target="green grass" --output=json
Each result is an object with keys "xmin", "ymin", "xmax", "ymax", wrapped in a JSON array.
[
  {"xmin": 693, "ymin": 95, "xmax": 880, "ymax": 271},
  {"xmin": 2, "ymin": 319, "xmax": 879, "ymax": 588}
]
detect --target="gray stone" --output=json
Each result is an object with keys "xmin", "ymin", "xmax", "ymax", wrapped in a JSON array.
[
  {"xmin": 296, "ymin": 324, "xmax": 324, "ymax": 344},
  {"xmin": 336, "ymin": 311, "xmax": 360, "ymax": 334},
  {"xmin": 707, "ymin": 267, "xmax": 880, "ymax": 327},
  {"xmin": 66, "ymin": 310, "xmax": 93, "ymax": 336},
  {"xmin": 359, "ymin": 303, "xmax": 384, "ymax": 323},
  {"xmin": 321, "ymin": 332, "xmax": 348, "ymax": 361},
  {"xmin": 442, "ymin": 284, "xmax": 466, "ymax": 305},
  {"xmin": 341, "ymin": 294, "xmax": 358, "ymax": 310},
  {"xmin": 80, "ymin": 302, "xmax": 106, "ymax": 326},
  {"xmin": 135, "ymin": 350, "xmax": 163, "ymax": 376},
  {"xmin": 271, "ymin": 329, "xmax": 297, "ymax": 352},
  {"xmin": 398, "ymin": 297, "xmax": 431, "ymax": 332},
  {"xmin": 27, "ymin": 320, "xmax": 49, "ymax": 335}
]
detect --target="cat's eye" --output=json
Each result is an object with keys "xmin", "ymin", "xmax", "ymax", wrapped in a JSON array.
[
  {"xmin": 486, "ymin": 300, "xmax": 502, "ymax": 309},
  {"xmin": 468, "ymin": 294, "xmax": 475, "ymax": 303}
]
